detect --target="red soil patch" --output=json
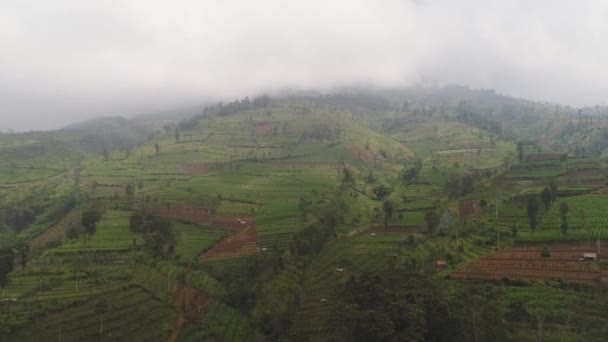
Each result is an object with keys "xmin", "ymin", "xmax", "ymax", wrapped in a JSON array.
[
  {"xmin": 271, "ymin": 162, "xmax": 345, "ymax": 171},
  {"xmin": 177, "ymin": 286, "xmax": 214, "ymax": 323},
  {"xmin": 566, "ymin": 169, "xmax": 601, "ymax": 177},
  {"xmin": 459, "ymin": 199, "xmax": 482, "ymax": 219},
  {"xmin": 525, "ymin": 153, "xmax": 563, "ymax": 162},
  {"xmin": 153, "ymin": 205, "xmax": 212, "ymax": 225},
  {"xmin": 182, "ymin": 163, "xmax": 213, "ymax": 175},
  {"xmin": 169, "ymin": 286, "xmax": 213, "ymax": 342},
  {"xmin": 396, "ymin": 144, "xmax": 415, "ymax": 158},
  {"xmin": 29, "ymin": 210, "xmax": 82, "ymax": 252},
  {"xmin": 201, "ymin": 218, "xmax": 257, "ymax": 261},
  {"xmin": 451, "ymin": 245, "xmax": 602, "ymax": 285},
  {"xmin": 345, "ymin": 144, "xmax": 375, "ymax": 165},
  {"xmin": 255, "ymin": 122, "xmax": 274, "ymax": 134}
]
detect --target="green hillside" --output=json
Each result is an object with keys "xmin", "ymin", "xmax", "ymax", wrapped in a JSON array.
[{"xmin": 2, "ymin": 88, "xmax": 608, "ymax": 341}]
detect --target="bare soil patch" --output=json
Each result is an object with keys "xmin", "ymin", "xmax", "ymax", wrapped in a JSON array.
[
  {"xmin": 182, "ymin": 163, "xmax": 214, "ymax": 175},
  {"xmin": 255, "ymin": 122, "xmax": 274, "ymax": 134},
  {"xmin": 451, "ymin": 244, "xmax": 602, "ymax": 285},
  {"xmin": 201, "ymin": 218, "xmax": 257, "ymax": 261}
]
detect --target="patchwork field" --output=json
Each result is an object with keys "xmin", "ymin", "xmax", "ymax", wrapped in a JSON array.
[{"xmin": 451, "ymin": 244, "xmax": 602, "ymax": 284}]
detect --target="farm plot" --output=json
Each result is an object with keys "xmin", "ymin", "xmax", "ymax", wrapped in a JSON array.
[
  {"xmin": 153, "ymin": 205, "xmax": 212, "ymax": 225},
  {"xmin": 29, "ymin": 207, "xmax": 83, "ymax": 253},
  {"xmin": 451, "ymin": 244, "xmax": 602, "ymax": 284},
  {"xmin": 8, "ymin": 286, "xmax": 176, "ymax": 342},
  {"xmin": 182, "ymin": 163, "xmax": 214, "ymax": 175},
  {"xmin": 174, "ymin": 223, "xmax": 226, "ymax": 261},
  {"xmin": 200, "ymin": 221, "xmax": 257, "ymax": 261},
  {"xmin": 52, "ymin": 210, "xmax": 142, "ymax": 253},
  {"xmin": 532, "ymin": 196, "xmax": 608, "ymax": 240}
]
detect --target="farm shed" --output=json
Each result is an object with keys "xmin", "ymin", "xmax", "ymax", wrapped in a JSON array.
[{"xmin": 582, "ymin": 253, "xmax": 597, "ymax": 261}]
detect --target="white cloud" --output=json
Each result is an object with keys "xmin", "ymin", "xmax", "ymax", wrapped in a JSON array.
[{"xmin": 1, "ymin": 0, "xmax": 607, "ymax": 130}]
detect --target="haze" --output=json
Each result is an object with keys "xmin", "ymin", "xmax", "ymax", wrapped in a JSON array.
[{"xmin": 1, "ymin": 0, "xmax": 607, "ymax": 131}]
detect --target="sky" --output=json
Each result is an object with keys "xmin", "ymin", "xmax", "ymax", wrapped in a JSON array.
[{"xmin": 1, "ymin": 0, "xmax": 607, "ymax": 131}]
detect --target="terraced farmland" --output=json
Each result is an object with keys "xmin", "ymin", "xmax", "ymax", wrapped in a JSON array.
[
  {"xmin": 52, "ymin": 210, "xmax": 141, "ymax": 253},
  {"xmin": 451, "ymin": 244, "xmax": 603, "ymax": 284}
]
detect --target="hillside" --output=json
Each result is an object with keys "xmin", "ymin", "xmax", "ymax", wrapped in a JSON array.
[{"xmin": 1, "ymin": 87, "xmax": 608, "ymax": 341}]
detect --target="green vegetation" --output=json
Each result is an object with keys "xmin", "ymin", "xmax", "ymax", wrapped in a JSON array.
[{"xmin": 1, "ymin": 88, "xmax": 608, "ymax": 340}]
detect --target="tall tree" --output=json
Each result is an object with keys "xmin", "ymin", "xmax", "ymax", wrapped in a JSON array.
[
  {"xmin": 82, "ymin": 209, "xmax": 102, "ymax": 237},
  {"xmin": 527, "ymin": 196, "xmax": 539, "ymax": 231},
  {"xmin": 0, "ymin": 248, "xmax": 14, "ymax": 287},
  {"xmin": 541, "ymin": 187, "xmax": 552, "ymax": 210},
  {"xmin": 560, "ymin": 202, "xmax": 569, "ymax": 235},
  {"xmin": 383, "ymin": 200, "xmax": 394, "ymax": 230},
  {"xmin": 516, "ymin": 141, "xmax": 524, "ymax": 162}
]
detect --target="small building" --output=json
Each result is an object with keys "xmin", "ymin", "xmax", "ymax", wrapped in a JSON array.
[
  {"xmin": 583, "ymin": 253, "xmax": 597, "ymax": 261},
  {"xmin": 335, "ymin": 268, "xmax": 344, "ymax": 274},
  {"xmin": 435, "ymin": 260, "xmax": 447, "ymax": 269}
]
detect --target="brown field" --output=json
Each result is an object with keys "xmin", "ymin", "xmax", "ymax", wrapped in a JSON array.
[
  {"xmin": 451, "ymin": 245, "xmax": 603, "ymax": 285},
  {"xmin": 29, "ymin": 209, "xmax": 83, "ymax": 253},
  {"xmin": 182, "ymin": 163, "xmax": 213, "ymax": 175},
  {"xmin": 345, "ymin": 144, "xmax": 375, "ymax": 165},
  {"xmin": 255, "ymin": 122, "xmax": 273, "ymax": 134},
  {"xmin": 271, "ymin": 162, "xmax": 345, "ymax": 171},
  {"xmin": 459, "ymin": 199, "xmax": 482, "ymax": 219},
  {"xmin": 525, "ymin": 153, "xmax": 563, "ymax": 162},
  {"xmin": 201, "ymin": 217, "xmax": 257, "ymax": 260}
]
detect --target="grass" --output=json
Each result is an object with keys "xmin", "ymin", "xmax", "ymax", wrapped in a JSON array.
[
  {"xmin": 52, "ymin": 211, "xmax": 142, "ymax": 253},
  {"xmin": 174, "ymin": 223, "xmax": 226, "ymax": 261}
]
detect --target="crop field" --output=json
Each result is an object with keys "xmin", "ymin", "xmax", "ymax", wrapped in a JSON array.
[
  {"xmin": 152, "ymin": 204, "xmax": 212, "ymax": 225},
  {"xmin": 28, "ymin": 208, "xmax": 83, "ymax": 253},
  {"xmin": 511, "ymin": 195, "xmax": 608, "ymax": 242},
  {"xmin": 174, "ymin": 222, "xmax": 227, "ymax": 261},
  {"xmin": 177, "ymin": 300, "xmax": 254, "ymax": 342},
  {"xmin": 200, "ymin": 223, "xmax": 257, "ymax": 261},
  {"xmin": 51, "ymin": 210, "xmax": 141, "ymax": 253},
  {"xmin": 451, "ymin": 244, "xmax": 602, "ymax": 284},
  {"xmin": 7, "ymin": 285, "xmax": 176, "ymax": 342}
]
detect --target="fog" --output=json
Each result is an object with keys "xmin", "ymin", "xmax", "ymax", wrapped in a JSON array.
[{"xmin": 1, "ymin": 0, "xmax": 607, "ymax": 131}]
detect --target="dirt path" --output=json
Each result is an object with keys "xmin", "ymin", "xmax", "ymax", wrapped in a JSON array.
[{"xmin": 168, "ymin": 312, "xmax": 185, "ymax": 342}]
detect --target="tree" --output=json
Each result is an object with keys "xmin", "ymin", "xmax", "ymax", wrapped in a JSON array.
[
  {"xmin": 383, "ymin": 200, "xmax": 394, "ymax": 230},
  {"xmin": 541, "ymin": 187, "xmax": 552, "ymax": 210},
  {"xmin": 527, "ymin": 196, "xmax": 539, "ymax": 231},
  {"xmin": 548, "ymin": 180, "xmax": 558, "ymax": 201},
  {"xmin": 95, "ymin": 299, "xmax": 108, "ymax": 336},
  {"xmin": 0, "ymin": 248, "xmax": 14, "ymax": 287},
  {"xmin": 154, "ymin": 143, "xmax": 160, "ymax": 154},
  {"xmin": 560, "ymin": 202, "xmax": 569, "ymax": 235},
  {"xmin": 103, "ymin": 147, "xmax": 110, "ymax": 161},
  {"xmin": 341, "ymin": 167, "xmax": 355, "ymax": 188},
  {"xmin": 175, "ymin": 127, "xmax": 180, "ymax": 142},
  {"xmin": 373, "ymin": 185, "xmax": 390, "ymax": 201},
  {"xmin": 81, "ymin": 209, "xmax": 102, "ymax": 237},
  {"xmin": 129, "ymin": 212, "xmax": 144, "ymax": 233},
  {"xmin": 142, "ymin": 215, "xmax": 175, "ymax": 259},
  {"xmin": 516, "ymin": 141, "xmax": 524, "ymax": 162},
  {"xmin": 15, "ymin": 240, "xmax": 29, "ymax": 271},
  {"xmin": 445, "ymin": 174, "xmax": 462, "ymax": 198},
  {"xmin": 137, "ymin": 179, "xmax": 144, "ymax": 191},
  {"xmin": 125, "ymin": 182, "xmax": 134, "ymax": 198}
]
